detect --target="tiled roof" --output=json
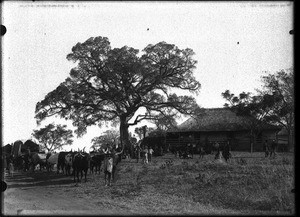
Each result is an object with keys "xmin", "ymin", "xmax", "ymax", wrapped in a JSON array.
[{"xmin": 169, "ymin": 108, "xmax": 281, "ymax": 132}]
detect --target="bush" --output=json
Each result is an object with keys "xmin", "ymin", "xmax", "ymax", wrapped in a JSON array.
[
  {"xmin": 282, "ymin": 157, "xmax": 292, "ymax": 165},
  {"xmin": 237, "ymin": 158, "xmax": 247, "ymax": 165}
]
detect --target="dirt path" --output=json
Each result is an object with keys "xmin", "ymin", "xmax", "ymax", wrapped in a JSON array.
[
  {"xmin": 2, "ymin": 164, "xmax": 241, "ymax": 216},
  {"xmin": 2, "ymin": 171, "xmax": 119, "ymax": 215}
]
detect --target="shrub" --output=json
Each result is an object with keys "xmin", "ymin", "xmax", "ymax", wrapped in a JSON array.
[
  {"xmin": 124, "ymin": 166, "xmax": 133, "ymax": 173},
  {"xmin": 159, "ymin": 163, "xmax": 166, "ymax": 170},
  {"xmin": 282, "ymin": 157, "xmax": 292, "ymax": 165},
  {"xmin": 237, "ymin": 158, "xmax": 247, "ymax": 165}
]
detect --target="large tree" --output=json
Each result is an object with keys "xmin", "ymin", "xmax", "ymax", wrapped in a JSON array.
[
  {"xmin": 35, "ymin": 36, "xmax": 201, "ymax": 149},
  {"xmin": 258, "ymin": 68, "xmax": 294, "ymax": 150},
  {"xmin": 32, "ymin": 123, "xmax": 74, "ymax": 152}
]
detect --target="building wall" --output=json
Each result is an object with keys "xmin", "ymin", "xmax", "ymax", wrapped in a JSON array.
[
  {"xmin": 166, "ymin": 130, "xmax": 279, "ymax": 152},
  {"xmin": 231, "ymin": 131, "xmax": 251, "ymax": 151},
  {"xmin": 166, "ymin": 131, "xmax": 250, "ymax": 151}
]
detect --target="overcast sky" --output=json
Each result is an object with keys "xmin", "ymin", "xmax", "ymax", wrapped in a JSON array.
[{"xmin": 2, "ymin": 1, "xmax": 293, "ymax": 151}]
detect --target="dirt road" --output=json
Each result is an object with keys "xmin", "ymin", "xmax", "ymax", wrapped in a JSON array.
[{"xmin": 3, "ymin": 171, "xmax": 106, "ymax": 215}]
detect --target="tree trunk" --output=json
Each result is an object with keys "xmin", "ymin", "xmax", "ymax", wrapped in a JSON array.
[{"xmin": 119, "ymin": 116, "xmax": 130, "ymax": 152}]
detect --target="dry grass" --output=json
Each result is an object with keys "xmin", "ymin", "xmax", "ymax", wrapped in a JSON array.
[{"xmin": 68, "ymin": 152, "xmax": 295, "ymax": 215}]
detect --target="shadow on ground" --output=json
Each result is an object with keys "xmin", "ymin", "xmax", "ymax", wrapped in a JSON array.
[{"xmin": 4, "ymin": 171, "xmax": 75, "ymax": 189}]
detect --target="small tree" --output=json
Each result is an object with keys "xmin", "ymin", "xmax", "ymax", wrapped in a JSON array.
[
  {"xmin": 134, "ymin": 126, "xmax": 145, "ymax": 140},
  {"xmin": 134, "ymin": 125, "xmax": 156, "ymax": 139},
  {"xmin": 32, "ymin": 123, "xmax": 73, "ymax": 152},
  {"xmin": 91, "ymin": 129, "xmax": 120, "ymax": 150}
]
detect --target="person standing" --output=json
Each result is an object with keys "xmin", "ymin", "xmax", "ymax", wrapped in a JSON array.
[
  {"xmin": 263, "ymin": 140, "xmax": 269, "ymax": 157},
  {"xmin": 136, "ymin": 145, "xmax": 141, "ymax": 163},
  {"xmin": 148, "ymin": 147, "xmax": 154, "ymax": 162},
  {"xmin": 222, "ymin": 141, "xmax": 231, "ymax": 162},
  {"xmin": 3, "ymin": 154, "xmax": 7, "ymax": 174},
  {"xmin": 143, "ymin": 146, "xmax": 148, "ymax": 164},
  {"xmin": 270, "ymin": 139, "xmax": 277, "ymax": 158},
  {"xmin": 192, "ymin": 143, "xmax": 196, "ymax": 158},
  {"xmin": 186, "ymin": 143, "xmax": 191, "ymax": 157},
  {"xmin": 214, "ymin": 142, "xmax": 220, "ymax": 160}
]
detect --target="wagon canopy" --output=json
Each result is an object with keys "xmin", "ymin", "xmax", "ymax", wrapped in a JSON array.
[
  {"xmin": 2, "ymin": 144, "xmax": 13, "ymax": 155},
  {"xmin": 11, "ymin": 140, "xmax": 23, "ymax": 157},
  {"xmin": 23, "ymin": 140, "xmax": 40, "ymax": 153}
]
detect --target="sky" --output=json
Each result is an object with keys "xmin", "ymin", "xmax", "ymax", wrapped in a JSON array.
[{"xmin": 1, "ymin": 1, "xmax": 293, "ymax": 151}]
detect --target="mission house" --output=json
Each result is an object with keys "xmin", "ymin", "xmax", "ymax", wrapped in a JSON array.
[{"xmin": 166, "ymin": 108, "xmax": 281, "ymax": 152}]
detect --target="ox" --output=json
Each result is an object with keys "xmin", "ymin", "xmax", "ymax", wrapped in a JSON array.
[
  {"xmin": 65, "ymin": 152, "xmax": 77, "ymax": 176},
  {"xmin": 73, "ymin": 150, "xmax": 90, "ymax": 184},
  {"xmin": 90, "ymin": 152, "xmax": 105, "ymax": 174},
  {"xmin": 57, "ymin": 151, "xmax": 70, "ymax": 174},
  {"xmin": 30, "ymin": 152, "xmax": 49, "ymax": 171},
  {"xmin": 46, "ymin": 153, "xmax": 59, "ymax": 172},
  {"xmin": 103, "ymin": 147, "xmax": 123, "ymax": 186}
]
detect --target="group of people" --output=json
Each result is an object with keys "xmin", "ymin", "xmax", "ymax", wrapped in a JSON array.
[
  {"xmin": 214, "ymin": 141, "xmax": 231, "ymax": 162},
  {"xmin": 263, "ymin": 139, "xmax": 278, "ymax": 158},
  {"xmin": 135, "ymin": 145, "xmax": 154, "ymax": 164}
]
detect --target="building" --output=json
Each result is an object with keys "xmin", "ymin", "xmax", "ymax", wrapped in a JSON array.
[{"xmin": 166, "ymin": 108, "xmax": 281, "ymax": 152}]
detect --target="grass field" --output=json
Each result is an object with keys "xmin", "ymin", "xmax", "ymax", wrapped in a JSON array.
[
  {"xmin": 73, "ymin": 151, "xmax": 295, "ymax": 215},
  {"xmin": 5, "ymin": 151, "xmax": 294, "ymax": 215}
]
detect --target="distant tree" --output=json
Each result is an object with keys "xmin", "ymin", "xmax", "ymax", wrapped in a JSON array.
[
  {"xmin": 134, "ymin": 126, "xmax": 145, "ymax": 140},
  {"xmin": 91, "ymin": 129, "xmax": 119, "ymax": 150},
  {"xmin": 32, "ymin": 124, "xmax": 73, "ymax": 152},
  {"xmin": 222, "ymin": 90, "xmax": 278, "ymax": 151},
  {"xmin": 258, "ymin": 68, "xmax": 294, "ymax": 150},
  {"xmin": 152, "ymin": 111, "xmax": 178, "ymax": 131},
  {"xmin": 129, "ymin": 134, "xmax": 137, "ymax": 145},
  {"xmin": 35, "ymin": 36, "xmax": 201, "ymax": 150}
]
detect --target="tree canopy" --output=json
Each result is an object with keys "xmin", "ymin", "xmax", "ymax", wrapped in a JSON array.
[
  {"xmin": 221, "ymin": 89, "xmax": 278, "ymax": 144},
  {"xmin": 152, "ymin": 111, "xmax": 178, "ymax": 131},
  {"xmin": 221, "ymin": 68, "xmax": 294, "ymax": 148},
  {"xmin": 91, "ymin": 129, "xmax": 119, "ymax": 150},
  {"xmin": 258, "ymin": 68, "xmax": 294, "ymax": 150},
  {"xmin": 32, "ymin": 123, "xmax": 73, "ymax": 152},
  {"xmin": 35, "ymin": 36, "xmax": 201, "ymax": 147},
  {"xmin": 258, "ymin": 68, "xmax": 294, "ymax": 129}
]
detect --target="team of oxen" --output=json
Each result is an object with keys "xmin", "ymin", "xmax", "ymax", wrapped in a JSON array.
[
  {"xmin": 2, "ymin": 140, "xmax": 123, "ymax": 186},
  {"xmin": 3, "ymin": 139, "xmax": 235, "ymax": 187}
]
